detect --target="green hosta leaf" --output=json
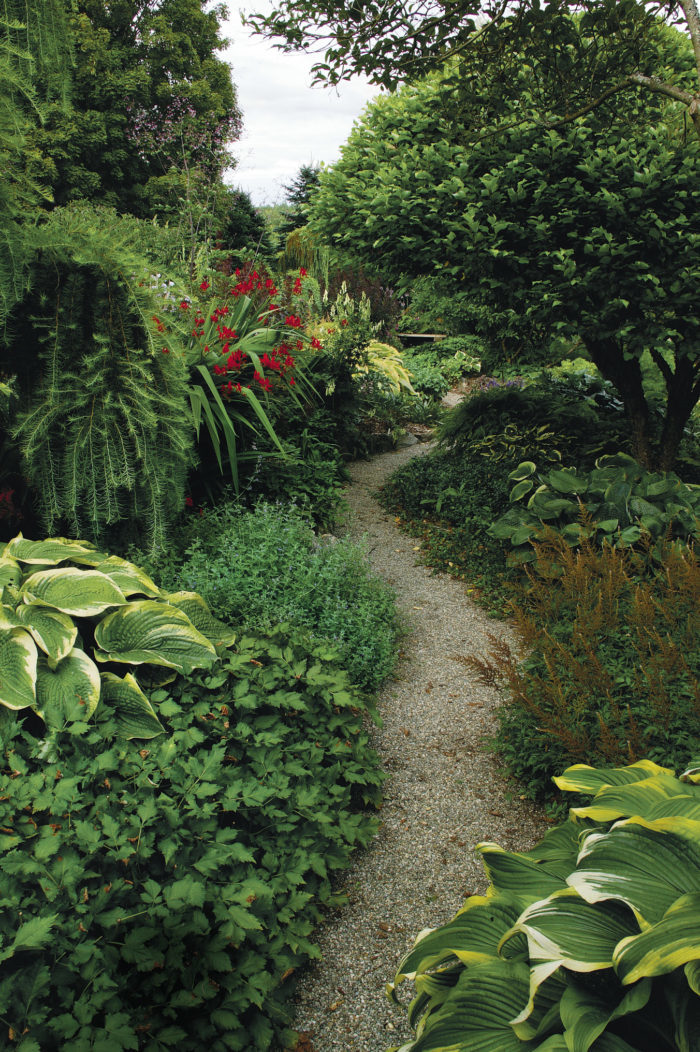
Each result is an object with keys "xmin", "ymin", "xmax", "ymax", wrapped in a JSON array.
[
  {"xmin": 36, "ymin": 649, "xmax": 101, "ymax": 725},
  {"xmin": 94, "ymin": 601, "xmax": 217, "ymax": 674},
  {"xmin": 570, "ymin": 819, "xmax": 700, "ymax": 924},
  {"xmin": 0, "ymin": 628, "xmax": 37, "ymax": 710},
  {"xmin": 568, "ymin": 773, "xmax": 691, "ymax": 823},
  {"xmin": 614, "ymin": 893, "xmax": 700, "ymax": 986},
  {"xmin": 508, "ymin": 462, "xmax": 537, "ymax": 482},
  {"xmin": 14, "ymin": 603, "xmax": 77, "ymax": 666},
  {"xmin": 684, "ymin": 959, "xmax": 700, "ymax": 996},
  {"xmin": 545, "ymin": 469, "xmax": 587, "ymax": 495},
  {"xmin": 391, "ymin": 894, "xmax": 524, "ymax": 990},
  {"xmin": 87, "ymin": 556, "xmax": 162, "ymax": 598},
  {"xmin": 20, "ymin": 568, "xmax": 127, "ymax": 617},
  {"xmin": 510, "ymin": 480, "xmax": 534, "ymax": 502},
  {"xmin": 555, "ymin": 760, "xmax": 674, "ymax": 795},
  {"xmin": 558, "ymin": 979, "xmax": 651, "ymax": 1052},
  {"xmin": 513, "ymin": 889, "xmax": 638, "ymax": 971},
  {"xmin": 3, "ymin": 535, "xmax": 99, "ymax": 565},
  {"xmin": 100, "ymin": 672, "xmax": 164, "ymax": 739},
  {"xmin": 0, "ymin": 557, "xmax": 21, "ymax": 589},
  {"xmin": 164, "ymin": 591, "xmax": 237, "ymax": 648},
  {"xmin": 478, "ymin": 843, "xmax": 568, "ymax": 903}
]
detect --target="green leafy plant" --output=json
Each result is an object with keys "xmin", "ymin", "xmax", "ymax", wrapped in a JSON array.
[
  {"xmin": 389, "ymin": 758, "xmax": 700, "ymax": 1052},
  {"xmin": 0, "ymin": 534, "xmax": 228, "ymax": 736},
  {"xmin": 491, "ymin": 453, "xmax": 700, "ymax": 561},
  {"xmin": 0, "ymin": 622, "xmax": 384, "ymax": 1049}
]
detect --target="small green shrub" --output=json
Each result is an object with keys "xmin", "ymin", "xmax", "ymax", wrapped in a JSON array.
[
  {"xmin": 143, "ymin": 502, "xmax": 400, "ymax": 695},
  {"xmin": 0, "ymin": 625, "xmax": 384, "ymax": 1050},
  {"xmin": 390, "ymin": 758, "xmax": 700, "ymax": 1052},
  {"xmin": 464, "ymin": 534, "xmax": 700, "ymax": 800},
  {"xmin": 401, "ymin": 352, "xmax": 451, "ymax": 401}
]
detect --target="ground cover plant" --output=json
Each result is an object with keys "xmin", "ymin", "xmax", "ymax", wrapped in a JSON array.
[
  {"xmin": 0, "ymin": 537, "xmax": 384, "ymax": 1049},
  {"xmin": 137, "ymin": 501, "xmax": 400, "ymax": 696},
  {"xmin": 389, "ymin": 758, "xmax": 700, "ymax": 1052}
]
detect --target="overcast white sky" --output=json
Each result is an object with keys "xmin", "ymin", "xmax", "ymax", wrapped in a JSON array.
[{"xmin": 220, "ymin": 2, "xmax": 379, "ymax": 205}]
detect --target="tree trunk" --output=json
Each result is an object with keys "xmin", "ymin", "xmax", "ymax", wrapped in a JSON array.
[
  {"xmin": 657, "ymin": 355, "xmax": 700, "ymax": 472},
  {"xmin": 585, "ymin": 338, "xmax": 655, "ymax": 469}
]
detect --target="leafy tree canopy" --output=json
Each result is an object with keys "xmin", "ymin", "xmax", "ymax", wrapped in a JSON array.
[{"xmin": 245, "ymin": 1, "xmax": 700, "ymax": 139}]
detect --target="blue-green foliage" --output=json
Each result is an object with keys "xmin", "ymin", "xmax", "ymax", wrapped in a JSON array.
[{"xmin": 0, "ymin": 626, "xmax": 384, "ymax": 1049}]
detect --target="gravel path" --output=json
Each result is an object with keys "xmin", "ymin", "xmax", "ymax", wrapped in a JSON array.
[{"xmin": 287, "ymin": 442, "xmax": 547, "ymax": 1052}]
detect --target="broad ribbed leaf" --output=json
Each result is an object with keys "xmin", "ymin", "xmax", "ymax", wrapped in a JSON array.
[
  {"xmin": 402, "ymin": 960, "xmax": 537, "ymax": 1052},
  {"xmin": 0, "ymin": 557, "xmax": 21, "ymax": 589},
  {"xmin": 523, "ymin": 820, "xmax": 582, "ymax": 875},
  {"xmin": 569, "ymin": 773, "xmax": 690, "ymax": 823},
  {"xmin": 100, "ymin": 671, "xmax": 164, "ymax": 739},
  {"xmin": 478, "ymin": 843, "xmax": 568, "ymax": 901},
  {"xmin": 558, "ymin": 979, "xmax": 651, "ymax": 1052},
  {"xmin": 570, "ymin": 819, "xmax": 700, "ymax": 923},
  {"xmin": 164, "ymin": 591, "xmax": 237, "ymax": 648},
  {"xmin": 94, "ymin": 601, "xmax": 217, "ymax": 674},
  {"xmin": 21, "ymin": 568, "xmax": 126, "ymax": 617},
  {"xmin": 87, "ymin": 556, "xmax": 161, "ymax": 598},
  {"xmin": 684, "ymin": 959, "xmax": 700, "ymax": 996},
  {"xmin": 0, "ymin": 629, "xmax": 37, "ymax": 710},
  {"xmin": 555, "ymin": 761, "xmax": 674, "ymax": 795},
  {"xmin": 392, "ymin": 895, "xmax": 524, "ymax": 987},
  {"xmin": 614, "ymin": 893, "xmax": 700, "ymax": 986},
  {"xmin": 514, "ymin": 889, "xmax": 637, "ymax": 970},
  {"xmin": 4, "ymin": 535, "xmax": 99, "ymax": 565},
  {"xmin": 666, "ymin": 972, "xmax": 700, "ymax": 1052},
  {"xmin": 36, "ymin": 649, "xmax": 100, "ymax": 724},
  {"xmin": 14, "ymin": 603, "xmax": 76, "ymax": 666}
]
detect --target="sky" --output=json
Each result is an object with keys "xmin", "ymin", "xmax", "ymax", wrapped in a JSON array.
[{"xmin": 220, "ymin": 2, "xmax": 380, "ymax": 205}]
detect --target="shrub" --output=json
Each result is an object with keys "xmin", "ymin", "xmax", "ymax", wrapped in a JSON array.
[
  {"xmin": 143, "ymin": 502, "xmax": 400, "ymax": 695},
  {"xmin": 463, "ymin": 533, "xmax": 700, "ymax": 800},
  {"xmin": 389, "ymin": 758, "xmax": 700, "ymax": 1052},
  {"xmin": 0, "ymin": 624, "xmax": 384, "ymax": 1050}
]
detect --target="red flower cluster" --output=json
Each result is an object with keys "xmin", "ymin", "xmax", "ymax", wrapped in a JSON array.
[
  {"xmin": 230, "ymin": 268, "xmax": 278, "ymax": 300},
  {"xmin": 285, "ymin": 314, "xmax": 302, "ymax": 328}
]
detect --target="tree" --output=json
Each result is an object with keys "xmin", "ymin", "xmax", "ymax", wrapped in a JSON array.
[
  {"xmin": 277, "ymin": 162, "xmax": 322, "ymax": 238},
  {"xmin": 246, "ymin": 1, "xmax": 700, "ymax": 140}
]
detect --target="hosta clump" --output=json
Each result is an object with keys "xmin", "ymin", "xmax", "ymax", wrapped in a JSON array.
[
  {"xmin": 0, "ymin": 625, "xmax": 384, "ymax": 1050},
  {"xmin": 0, "ymin": 534, "xmax": 230, "ymax": 737},
  {"xmin": 491, "ymin": 453, "xmax": 700, "ymax": 561},
  {"xmin": 389, "ymin": 759, "xmax": 700, "ymax": 1052}
]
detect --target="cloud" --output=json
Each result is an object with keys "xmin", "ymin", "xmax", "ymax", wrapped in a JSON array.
[{"xmin": 220, "ymin": 2, "xmax": 378, "ymax": 204}]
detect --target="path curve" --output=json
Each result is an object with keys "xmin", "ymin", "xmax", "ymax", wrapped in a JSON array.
[{"xmin": 288, "ymin": 443, "xmax": 547, "ymax": 1051}]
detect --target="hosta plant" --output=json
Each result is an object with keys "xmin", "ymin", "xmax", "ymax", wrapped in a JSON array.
[
  {"xmin": 0, "ymin": 534, "xmax": 231, "ymax": 738},
  {"xmin": 389, "ymin": 759, "xmax": 700, "ymax": 1052},
  {"xmin": 490, "ymin": 453, "xmax": 700, "ymax": 561}
]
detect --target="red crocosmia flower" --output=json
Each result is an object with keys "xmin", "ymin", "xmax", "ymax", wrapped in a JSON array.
[
  {"xmin": 289, "ymin": 377, "xmax": 296, "ymax": 386},
  {"xmin": 284, "ymin": 355, "xmax": 295, "ymax": 369},
  {"xmin": 311, "ymin": 337, "xmax": 322, "ymax": 349},
  {"xmin": 213, "ymin": 363, "xmax": 228, "ymax": 375},
  {"xmin": 200, "ymin": 280, "xmax": 210, "ymax": 291},
  {"xmin": 341, "ymin": 318, "xmax": 348, "ymax": 327},
  {"xmin": 235, "ymin": 382, "xmax": 242, "ymax": 393},
  {"xmin": 284, "ymin": 314, "xmax": 302, "ymax": 328},
  {"xmin": 185, "ymin": 496, "xmax": 194, "ymax": 507},
  {"xmin": 296, "ymin": 340, "xmax": 304, "ymax": 350},
  {"xmin": 299, "ymin": 267, "xmax": 307, "ymax": 277},
  {"xmin": 179, "ymin": 300, "xmax": 189, "ymax": 310},
  {"xmin": 161, "ymin": 347, "xmax": 169, "ymax": 354},
  {"xmin": 227, "ymin": 350, "xmax": 245, "ymax": 370}
]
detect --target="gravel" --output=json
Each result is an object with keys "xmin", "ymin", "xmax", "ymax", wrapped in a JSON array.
[{"xmin": 284, "ymin": 442, "xmax": 547, "ymax": 1052}]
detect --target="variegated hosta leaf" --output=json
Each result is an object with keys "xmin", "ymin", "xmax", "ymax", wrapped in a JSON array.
[
  {"xmin": 86, "ymin": 556, "xmax": 162, "ymax": 598},
  {"xmin": 570, "ymin": 819, "xmax": 700, "ymax": 924},
  {"xmin": 478, "ymin": 843, "xmax": 568, "ymax": 903},
  {"xmin": 14, "ymin": 603, "xmax": 77, "ymax": 667},
  {"xmin": 36, "ymin": 649, "xmax": 101, "ymax": 726},
  {"xmin": 100, "ymin": 671, "xmax": 164, "ymax": 739},
  {"xmin": 554, "ymin": 760, "xmax": 675, "ymax": 796},
  {"xmin": 684, "ymin": 958, "xmax": 700, "ymax": 996},
  {"xmin": 557, "ymin": 979, "xmax": 651, "ymax": 1052},
  {"xmin": 3, "ymin": 534, "xmax": 99, "ymax": 565},
  {"xmin": 520, "ymin": 820, "xmax": 582, "ymax": 877},
  {"xmin": 514, "ymin": 889, "xmax": 638, "ymax": 971},
  {"xmin": 0, "ymin": 557, "xmax": 21, "ymax": 590},
  {"xmin": 0, "ymin": 629, "xmax": 37, "ymax": 710},
  {"xmin": 614, "ymin": 893, "xmax": 700, "ymax": 986},
  {"xmin": 94, "ymin": 601, "xmax": 217, "ymax": 674},
  {"xmin": 568, "ymin": 773, "xmax": 691, "ymax": 824},
  {"xmin": 164, "ymin": 591, "xmax": 236, "ymax": 648},
  {"xmin": 0, "ymin": 604, "xmax": 21, "ymax": 632},
  {"xmin": 390, "ymin": 894, "xmax": 524, "ymax": 994},
  {"xmin": 20, "ymin": 568, "xmax": 127, "ymax": 617}
]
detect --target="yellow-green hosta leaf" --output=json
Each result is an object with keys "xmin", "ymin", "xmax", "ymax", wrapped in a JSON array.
[
  {"xmin": 0, "ymin": 604, "xmax": 21, "ymax": 632},
  {"xmin": 94, "ymin": 601, "xmax": 217, "ymax": 674},
  {"xmin": 557, "ymin": 978, "xmax": 651, "ymax": 1052},
  {"xmin": 665, "ymin": 973, "xmax": 700, "ymax": 1052},
  {"xmin": 14, "ymin": 604, "xmax": 77, "ymax": 666},
  {"xmin": 391, "ymin": 894, "xmax": 524, "ymax": 991},
  {"xmin": 614, "ymin": 893, "xmax": 700, "ymax": 986},
  {"xmin": 570, "ymin": 819, "xmax": 700, "ymax": 924},
  {"xmin": 86, "ymin": 556, "xmax": 162, "ymax": 598},
  {"xmin": 685, "ymin": 958, "xmax": 700, "ymax": 996},
  {"xmin": 554, "ymin": 760, "xmax": 674, "ymax": 796},
  {"xmin": 164, "ymin": 592, "xmax": 236, "ymax": 648},
  {"xmin": 514, "ymin": 889, "xmax": 638, "ymax": 971},
  {"xmin": 20, "ymin": 568, "xmax": 127, "ymax": 617},
  {"xmin": 3, "ymin": 535, "xmax": 100, "ymax": 565},
  {"xmin": 478, "ymin": 843, "xmax": 568, "ymax": 903},
  {"xmin": 100, "ymin": 671, "xmax": 164, "ymax": 739},
  {"xmin": 522, "ymin": 820, "xmax": 582, "ymax": 876},
  {"xmin": 0, "ymin": 629, "xmax": 37, "ymax": 710},
  {"xmin": 569, "ymin": 773, "xmax": 691, "ymax": 823},
  {"xmin": 36, "ymin": 649, "xmax": 100, "ymax": 725},
  {"xmin": 0, "ymin": 557, "xmax": 21, "ymax": 590}
]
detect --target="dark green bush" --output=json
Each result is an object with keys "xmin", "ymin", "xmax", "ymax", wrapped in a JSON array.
[
  {"xmin": 0, "ymin": 626, "xmax": 384, "ymax": 1050},
  {"xmin": 140, "ymin": 502, "xmax": 400, "ymax": 695}
]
